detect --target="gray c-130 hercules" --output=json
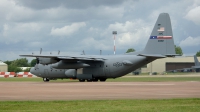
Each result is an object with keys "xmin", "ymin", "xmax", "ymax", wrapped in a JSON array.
[{"xmin": 20, "ymin": 13, "xmax": 178, "ymax": 82}]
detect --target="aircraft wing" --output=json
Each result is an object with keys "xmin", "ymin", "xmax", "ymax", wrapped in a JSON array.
[
  {"xmin": 191, "ymin": 66, "xmax": 200, "ymax": 69},
  {"xmin": 20, "ymin": 55, "xmax": 107, "ymax": 61}
]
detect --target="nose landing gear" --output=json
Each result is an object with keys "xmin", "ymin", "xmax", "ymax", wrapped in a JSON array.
[{"xmin": 43, "ymin": 78, "xmax": 50, "ymax": 82}]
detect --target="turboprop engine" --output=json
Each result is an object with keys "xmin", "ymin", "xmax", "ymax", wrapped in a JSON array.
[{"xmin": 37, "ymin": 57, "xmax": 58, "ymax": 65}]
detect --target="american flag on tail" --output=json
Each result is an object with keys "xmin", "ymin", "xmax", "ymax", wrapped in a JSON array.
[
  {"xmin": 157, "ymin": 27, "xmax": 165, "ymax": 32},
  {"xmin": 150, "ymin": 36, "xmax": 172, "ymax": 39}
]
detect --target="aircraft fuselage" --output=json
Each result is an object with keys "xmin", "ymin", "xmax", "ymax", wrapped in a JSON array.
[{"xmin": 30, "ymin": 55, "xmax": 154, "ymax": 80}]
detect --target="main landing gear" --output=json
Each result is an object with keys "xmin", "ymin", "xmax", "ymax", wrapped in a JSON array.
[
  {"xmin": 42, "ymin": 78, "xmax": 106, "ymax": 82},
  {"xmin": 78, "ymin": 78, "xmax": 107, "ymax": 82}
]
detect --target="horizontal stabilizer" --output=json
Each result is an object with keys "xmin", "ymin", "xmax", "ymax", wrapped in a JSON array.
[
  {"xmin": 164, "ymin": 54, "xmax": 181, "ymax": 57},
  {"xmin": 138, "ymin": 54, "xmax": 166, "ymax": 58}
]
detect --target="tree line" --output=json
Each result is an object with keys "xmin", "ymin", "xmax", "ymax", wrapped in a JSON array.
[{"xmin": 4, "ymin": 58, "xmax": 36, "ymax": 72}]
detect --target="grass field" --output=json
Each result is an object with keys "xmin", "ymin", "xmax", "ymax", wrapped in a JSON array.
[
  {"xmin": 0, "ymin": 76, "xmax": 200, "ymax": 82},
  {"xmin": 0, "ymin": 98, "xmax": 200, "ymax": 112}
]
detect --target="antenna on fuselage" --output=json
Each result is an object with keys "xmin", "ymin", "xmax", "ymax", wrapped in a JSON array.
[{"xmin": 112, "ymin": 31, "xmax": 117, "ymax": 55}]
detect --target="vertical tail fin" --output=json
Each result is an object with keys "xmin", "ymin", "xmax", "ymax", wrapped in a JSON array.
[
  {"xmin": 194, "ymin": 55, "xmax": 200, "ymax": 66},
  {"xmin": 143, "ymin": 13, "xmax": 176, "ymax": 56}
]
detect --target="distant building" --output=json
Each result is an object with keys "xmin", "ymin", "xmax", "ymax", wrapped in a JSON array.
[
  {"xmin": 0, "ymin": 61, "xmax": 8, "ymax": 72},
  {"xmin": 141, "ymin": 56, "xmax": 199, "ymax": 73}
]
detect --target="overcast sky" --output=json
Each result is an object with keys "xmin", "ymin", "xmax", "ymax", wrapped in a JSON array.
[{"xmin": 1, "ymin": 0, "xmax": 200, "ymax": 61}]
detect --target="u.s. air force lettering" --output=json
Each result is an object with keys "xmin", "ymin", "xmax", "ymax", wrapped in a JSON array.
[{"xmin": 113, "ymin": 62, "xmax": 123, "ymax": 67}]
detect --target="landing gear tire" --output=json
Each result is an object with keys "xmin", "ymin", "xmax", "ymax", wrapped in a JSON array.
[
  {"xmin": 87, "ymin": 79, "xmax": 93, "ymax": 82},
  {"xmin": 92, "ymin": 78, "xmax": 98, "ymax": 82},
  {"xmin": 43, "ymin": 78, "xmax": 49, "ymax": 82},
  {"xmin": 99, "ymin": 78, "xmax": 106, "ymax": 82},
  {"xmin": 79, "ymin": 79, "xmax": 85, "ymax": 82}
]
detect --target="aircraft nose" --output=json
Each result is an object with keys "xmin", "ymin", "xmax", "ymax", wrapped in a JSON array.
[{"xmin": 30, "ymin": 67, "xmax": 35, "ymax": 74}]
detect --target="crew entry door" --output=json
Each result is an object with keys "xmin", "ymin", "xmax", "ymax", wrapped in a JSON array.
[{"xmin": 104, "ymin": 64, "xmax": 110, "ymax": 76}]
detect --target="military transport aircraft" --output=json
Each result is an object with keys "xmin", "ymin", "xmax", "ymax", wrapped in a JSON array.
[
  {"xmin": 20, "ymin": 13, "xmax": 177, "ymax": 82},
  {"xmin": 167, "ymin": 55, "xmax": 200, "ymax": 73},
  {"xmin": 192, "ymin": 55, "xmax": 200, "ymax": 72}
]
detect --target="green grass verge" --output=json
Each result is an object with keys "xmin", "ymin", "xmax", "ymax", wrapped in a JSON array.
[
  {"xmin": 0, "ymin": 76, "xmax": 200, "ymax": 82},
  {"xmin": 128, "ymin": 72, "xmax": 200, "ymax": 75},
  {"xmin": 108, "ymin": 77, "xmax": 200, "ymax": 82},
  {"xmin": 0, "ymin": 98, "xmax": 199, "ymax": 112}
]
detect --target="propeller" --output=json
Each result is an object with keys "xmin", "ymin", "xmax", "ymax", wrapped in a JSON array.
[
  {"xmin": 36, "ymin": 58, "xmax": 39, "ymax": 64},
  {"xmin": 82, "ymin": 50, "xmax": 85, "ymax": 55},
  {"xmin": 58, "ymin": 50, "xmax": 60, "ymax": 55},
  {"xmin": 40, "ymin": 48, "xmax": 42, "ymax": 54},
  {"xmin": 35, "ymin": 48, "xmax": 41, "ymax": 68}
]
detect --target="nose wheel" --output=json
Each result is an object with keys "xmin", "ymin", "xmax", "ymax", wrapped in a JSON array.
[{"xmin": 43, "ymin": 78, "xmax": 50, "ymax": 82}]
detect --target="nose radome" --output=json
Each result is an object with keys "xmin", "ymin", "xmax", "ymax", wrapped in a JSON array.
[{"xmin": 30, "ymin": 67, "xmax": 35, "ymax": 74}]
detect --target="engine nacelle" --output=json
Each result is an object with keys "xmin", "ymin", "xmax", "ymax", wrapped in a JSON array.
[{"xmin": 37, "ymin": 57, "xmax": 58, "ymax": 65}]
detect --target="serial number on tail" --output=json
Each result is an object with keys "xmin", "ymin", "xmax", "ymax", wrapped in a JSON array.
[{"xmin": 158, "ymin": 40, "xmax": 164, "ymax": 42}]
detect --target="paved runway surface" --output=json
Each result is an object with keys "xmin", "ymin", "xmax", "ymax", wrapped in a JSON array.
[{"xmin": 0, "ymin": 81, "xmax": 200, "ymax": 101}]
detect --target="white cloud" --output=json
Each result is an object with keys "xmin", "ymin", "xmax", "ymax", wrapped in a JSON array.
[
  {"xmin": 81, "ymin": 37, "xmax": 111, "ymax": 50},
  {"xmin": 3, "ymin": 24, "xmax": 9, "ymax": 36},
  {"xmin": 0, "ymin": 0, "xmax": 124, "ymax": 23},
  {"xmin": 185, "ymin": 6, "xmax": 200, "ymax": 25},
  {"xmin": 29, "ymin": 42, "xmax": 45, "ymax": 48},
  {"xmin": 104, "ymin": 20, "xmax": 152, "ymax": 50},
  {"xmin": 50, "ymin": 22, "xmax": 86, "ymax": 36},
  {"xmin": 1, "ymin": 0, "xmax": 200, "ymax": 60},
  {"xmin": 93, "ymin": 6, "xmax": 124, "ymax": 19},
  {"xmin": 0, "ymin": 0, "xmax": 38, "ymax": 22},
  {"xmin": 180, "ymin": 36, "xmax": 200, "ymax": 47},
  {"xmin": 1, "ymin": 23, "xmax": 42, "ymax": 43}
]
